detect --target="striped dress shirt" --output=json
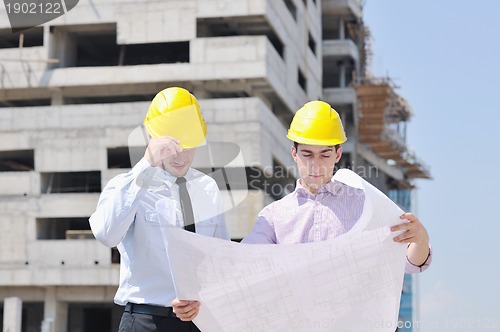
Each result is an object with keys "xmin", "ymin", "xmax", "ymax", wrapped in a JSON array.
[{"xmin": 242, "ymin": 179, "xmax": 431, "ymax": 273}]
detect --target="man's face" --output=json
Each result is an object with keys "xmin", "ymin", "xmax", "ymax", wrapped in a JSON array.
[
  {"xmin": 162, "ymin": 148, "xmax": 196, "ymax": 177},
  {"xmin": 292, "ymin": 144, "xmax": 342, "ymax": 194}
]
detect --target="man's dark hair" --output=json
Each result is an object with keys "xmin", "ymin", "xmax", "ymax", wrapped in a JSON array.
[{"xmin": 293, "ymin": 142, "xmax": 340, "ymax": 151}]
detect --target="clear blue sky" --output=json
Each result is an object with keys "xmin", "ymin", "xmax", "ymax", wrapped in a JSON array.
[{"xmin": 363, "ymin": 1, "xmax": 500, "ymax": 330}]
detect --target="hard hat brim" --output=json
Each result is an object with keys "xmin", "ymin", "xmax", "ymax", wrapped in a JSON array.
[{"xmin": 286, "ymin": 132, "xmax": 347, "ymax": 146}]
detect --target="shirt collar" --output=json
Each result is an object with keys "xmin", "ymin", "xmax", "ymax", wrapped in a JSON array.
[
  {"xmin": 155, "ymin": 168, "xmax": 194, "ymax": 188},
  {"xmin": 294, "ymin": 178, "xmax": 343, "ymax": 197}
]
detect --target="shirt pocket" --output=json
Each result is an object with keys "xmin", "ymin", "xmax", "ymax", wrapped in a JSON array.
[
  {"xmin": 143, "ymin": 211, "xmax": 165, "ymax": 251},
  {"xmin": 155, "ymin": 198, "xmax": 179, "ymax": 227},
  {"xmin": 144, "ymin": 211, "xmax": 160, "ymax": 225}
]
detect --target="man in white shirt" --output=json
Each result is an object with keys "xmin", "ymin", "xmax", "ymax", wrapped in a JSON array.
[{"xmin": 89, "ymin": 87, "xmax": 229, "ymax": 332}]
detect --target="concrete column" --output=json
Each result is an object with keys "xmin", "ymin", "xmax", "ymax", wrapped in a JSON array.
[
  {"xmin": 339, "ymin": 17, "xmax": 345, "ymax": 40},
  {"xmin": 40, "ymin": 319, "xmax": 53, "ymax": 332},
  {"xmin": 191, "ymin": 89, "xmax": 210, "ymax": 99},
  {"xmin": 41, "ymin": 287, "xmax": 68, "ymax": 332},
  {"xmin": 51, "ymin": 89, "xmax": 64, "ymax": 105},
  {"xmin": 3, "ymin": 297, "xmax": 22, "ymax": 332},
  {"xmin": 339, "ymin": 61, "xmax": 346, "ymax": 88}
]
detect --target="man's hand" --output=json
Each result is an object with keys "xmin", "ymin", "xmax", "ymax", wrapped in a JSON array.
[
  {"xmin": 171, "ymin": 298, "xmax": 201, "ymax": 321},
  {"xmin": 391, "ymin": 213, "xmax": 430, "ymax": 266},
  {"xmin": 144, "ymin": 136, "xmax": 182, "ymax": 167},
  {"xmin": 391, "ymin": 213, "xmax": 429, "ymax": 245}
]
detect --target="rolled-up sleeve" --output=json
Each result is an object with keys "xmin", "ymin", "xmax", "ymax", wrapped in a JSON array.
[
  {"xmin": 241, "ymin": 209, "xmax": 277, "ymax": 244},
  {"xmin": 405, "ymin": 245, "xmax": 432, "ymax": 273}
]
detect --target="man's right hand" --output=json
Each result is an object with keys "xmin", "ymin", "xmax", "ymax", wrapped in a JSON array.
[
  {"xmin": 144, "ymin": 136, "xmax": 182, "ymax": 167},
  {"xmin": 172, "ymin": 298, "xmax": 201, "ymax": 321}
]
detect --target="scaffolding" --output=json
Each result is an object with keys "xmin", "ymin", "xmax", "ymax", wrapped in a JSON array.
[{"xmin": 354, "ymin": 78, "xmax": 431, "ymax": 179}]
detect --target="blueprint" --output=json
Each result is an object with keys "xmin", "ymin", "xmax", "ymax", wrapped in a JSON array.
[{"xmin": 159, "ymin": 169, "xmax": 407, "ymax": 332}]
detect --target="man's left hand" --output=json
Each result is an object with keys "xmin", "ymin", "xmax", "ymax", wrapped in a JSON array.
[
  {"xmin": 391, "ymin": 213, "xmax": 431, "ymax": 267},
  {"xmin": 390, "ymin": 212, "xmax": 429, "ymax": 245}
]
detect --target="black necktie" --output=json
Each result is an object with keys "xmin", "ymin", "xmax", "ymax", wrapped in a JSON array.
[{"xmin": 175, "ymin": 177, "xmax": 196, "ymax": 233}]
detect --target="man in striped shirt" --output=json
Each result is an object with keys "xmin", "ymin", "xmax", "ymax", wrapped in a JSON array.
[{"xmin": 242, "ymin": 100, "xmax": 431, "ymax": 273}]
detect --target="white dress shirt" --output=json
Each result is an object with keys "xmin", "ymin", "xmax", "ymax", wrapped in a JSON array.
[{"xmin": 89, "ymin": 158, "xmax": 230, "ymax": 306}]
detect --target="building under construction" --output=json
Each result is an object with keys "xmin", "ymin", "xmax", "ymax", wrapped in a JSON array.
[{"xmin": 0, "ymin": 0, "xmax": 430, "ymax": 331}]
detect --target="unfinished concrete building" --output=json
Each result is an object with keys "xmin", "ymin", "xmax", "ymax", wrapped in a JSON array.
[
  {"xmin": 0, "ymin": 0, "xmax": 429, "ymax": 331},
  {"xmin": 322, "ymin": 1, "xmax": 430, "ymax": 329}
]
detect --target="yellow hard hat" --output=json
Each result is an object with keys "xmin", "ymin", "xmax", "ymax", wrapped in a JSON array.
[
  {"xmin": 286, "ymin": 100, "xmax": 347, "ymax": 146},
  {"xmin": 143, "ymin": 87, "xmax": 207, "ymax": 149}
]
